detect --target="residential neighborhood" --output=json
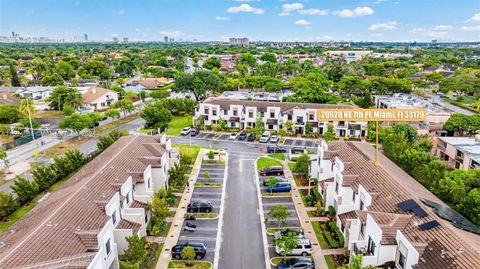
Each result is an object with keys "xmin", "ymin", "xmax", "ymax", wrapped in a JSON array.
[{"xmin": 1, "ymin": 1, "xmax": 480, "ymax": 269}]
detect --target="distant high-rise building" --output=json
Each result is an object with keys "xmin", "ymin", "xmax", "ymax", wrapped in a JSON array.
[
  {"xmin": 123, "ymin": 37, "xmax": 128, "ymax": 43},
  {"xmin": 169, "ymin": 38, "xmax": 174, "ymax": 43},
  {"xmin": 229, "ymin": 37, "xmax": 249, "ymax": 46},
  {"xmin": 84, "ymin": 33, "xmax": 88, "ymax": 42},
  {"xmin": 164, "ymin": 36, "xmax": 168, "ymax": 43},
  {"xmin": 113, "ymin": 37, "xmax": 119, "ymax": 43}
]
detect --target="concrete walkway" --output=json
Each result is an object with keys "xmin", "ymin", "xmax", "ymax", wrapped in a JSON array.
[
  {"xmin": 309, "ymin": 217, "xmax": 329, "ymax": 222},
  {"xmin": 320, "ymin": 248, "xmax": 346, "ymax": 255},
  {"xmin": 156, "ymin": 148, "xmax": 205, "ymax": 269},
  {"xmin": 282, "ymin": 160, "xmax": 328, "ymax": 268}
]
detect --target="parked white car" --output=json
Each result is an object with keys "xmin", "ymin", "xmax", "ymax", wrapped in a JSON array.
[
  {"xmin": 259, "ymin": 131, "xmax": 271, "ymax": 143},
  {"xmin": 229, "ymin": 133, "xmax": 239, "ymax": 140},
  {"xmin": 180, "ymin": 127, "xmax": 191, "ymax": 136},
  {"xmin": 275, "ymin": 238, "xmax": 312, "ymax": 256},
  {"xmin": 270, "ymin": 135, "xmax": 280, "ymax": 143}
]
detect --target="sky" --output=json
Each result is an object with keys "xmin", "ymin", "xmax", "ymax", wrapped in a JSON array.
[{"xmin": 0, "ymin": 0, "xmax": 479, "ymax": 42}]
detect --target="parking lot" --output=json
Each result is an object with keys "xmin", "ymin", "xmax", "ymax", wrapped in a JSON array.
[
  {"xmin": 259, "ymin": 175, "xmax": 302, "ymax": 268},
  {"xmin": 176, "ymin": 163, "xmax": 225, "ymax": 264},
  {"xmin": 193, "ymin": 131, "xmax": 319, "ymax": 149}
]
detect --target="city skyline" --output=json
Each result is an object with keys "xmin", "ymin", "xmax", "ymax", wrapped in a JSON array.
[{"xmin": 1, "ymin": 0, "xmax": 480, "ymax": 42}]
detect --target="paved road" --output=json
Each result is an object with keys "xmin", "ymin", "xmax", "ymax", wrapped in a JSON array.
[
  {"xmin": 425, "ymin": 93, "xmax": 475, "ymax": 115},
  {"xmin": 171, "ymin": 136, "xmax": 319, "ymax": 269}
]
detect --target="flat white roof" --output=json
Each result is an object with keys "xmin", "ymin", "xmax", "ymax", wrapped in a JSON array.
[{"xmin": 439, "ymin": 136, "xmax": 480, "ymax": 163}]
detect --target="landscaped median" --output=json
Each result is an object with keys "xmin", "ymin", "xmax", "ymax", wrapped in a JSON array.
[
  {"xmin": 257, "ymin": 156, "xmax": 282, "ymax": 170},
  {"xmin": 168, "ymin": 261, "xmax": 213, "ymax": 269},
  {"xmin": 266, "ymin": 227, "xmax": 303, "ymax": 236},
  {"xmin": 185, "ymin": 213, "xmax": 219, "ymax": 220}
]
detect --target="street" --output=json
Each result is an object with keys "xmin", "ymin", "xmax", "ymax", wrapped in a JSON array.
[{"xmin": 425, "ymin": 93, "xmax": 475, "ymax": 115}]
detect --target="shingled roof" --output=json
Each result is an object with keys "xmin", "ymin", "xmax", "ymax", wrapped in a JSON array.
[
  {"xmin": 327, "ymin": 142, "xmax": 480, "ymax": 269},
  {"xmin": 0, "ymin": 136, "xmax": 167, "ymax": 269}
]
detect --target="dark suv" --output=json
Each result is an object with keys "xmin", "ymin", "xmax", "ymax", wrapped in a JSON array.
[
  {"xmin": 187, "ymin": 200, "xmax": 213, "ymax": 213},
  {"xmin": 171, "ymin": 242, "xmax": 207, "ymax": 260},
  {"xmin": 238, "ymin": 131, "xmax": 247, "ymax": 140},
  {"xmin": 259, "ymin": 166, "xmax": 284, "ymax": 176},
  {"xmin": 267, "ymin": 146, "xmax": 287, "ymax": 153},
  {"xmin": 247, "ymin": 133, "xmax": 256, "ymax": 141}
]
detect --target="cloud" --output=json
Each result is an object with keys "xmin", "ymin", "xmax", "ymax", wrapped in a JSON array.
[
  {"xmin": 468, "ymin": 12, "xmax": 480, "ymax": 22},
  {"xmin": 118, "ymin": 9, "xmax": 124, "ymax": 15},
  {"xmin": 279, "ymin": 3, "xmax": 303, "ymax": 16},
  {"xmin": 159, "ymin": 30, "xmax": 184, "ymax": 38},
  {"xmin": 216, "ymin": 16, "xmax": 230, "ymax": 20},
  {"xmin": 369, "ymin": 21, "xmax": 398, "ymax": 31},
  {"xmin": 460, "ymin": 25, "xmax": 480, "ymax": 31},
  {"xmin": 226, "ymin": 4, "xmax": 265, "ymax": 14},
  {"xmin": 233, "ymin": 0, "xmax": 259, "ymax": 2},
  {"xmin": 298, "ymin": 8, "xmax": 329, "ymax": 16},
  {"xmin": 433, "ymin": 25, "xmax": 453, "ymax": 31},
  {"xmin": 411, "ymin": 27, "xmax": 426, "ymax": 34},
  {"xmin": 410, "ymin": 28, "xmax": 449, "ymax": 38},
  {"xmin": 294, "ymin": 19, "xmax": 312, "ymax": 26},
  {"xmin": 334, "ymin": 6, "xmax": 374, "ymax": 18}
]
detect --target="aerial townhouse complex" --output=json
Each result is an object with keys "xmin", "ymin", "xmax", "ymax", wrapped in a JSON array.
[
  {"xmin": 194, "ymin": 98, "xmax": 368, "ymax": 137},
  {"xmin": 310, "ymin": 141, "xmax": 480, "ymax": 269},
  {"xmin": 0, "ymin": 135, "xmax": 175, "ymax": 269},
  {"xmin": 432, "ymin": 136, "xmax": 480, "ymax": 170}
]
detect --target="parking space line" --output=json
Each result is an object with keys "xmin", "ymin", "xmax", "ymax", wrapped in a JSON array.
[
  {"xmin": 213, "ymin": 152, "xmax": 228, "ymax": 269},
  {"xmin": 254, "ymin": 158, "xmax": 272, "ymax": 269}
]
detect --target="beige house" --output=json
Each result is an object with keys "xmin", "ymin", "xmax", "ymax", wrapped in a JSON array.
[
  {"xmin": 432, "ymin": 136, "xmax": 480, "ymax": 170},
  {"xmin": 82, "ymin": 87, "xmax": 118, "ymax": 111}
]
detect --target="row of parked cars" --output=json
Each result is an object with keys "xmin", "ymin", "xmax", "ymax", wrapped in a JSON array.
[{"xmin": 274, "ymin": 229, "xmax": 315, "ymax": 269}]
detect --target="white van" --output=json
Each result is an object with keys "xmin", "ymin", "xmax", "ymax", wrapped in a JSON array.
[
  {"xmin": 275, "ymin": 238, "xmax": 313, "ymax": 256},
  {"xmin": 259, "ymin": 131, "xmax": 271, "ymax": 143}
]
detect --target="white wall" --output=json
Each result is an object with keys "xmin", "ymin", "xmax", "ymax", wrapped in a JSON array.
[{"xmin": 396, "ymin": 231, "xmax": 420, "ymax": 269}]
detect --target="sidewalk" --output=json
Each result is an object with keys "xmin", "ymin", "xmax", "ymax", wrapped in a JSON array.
[
  {"xmin": 281, "ymin": 160, "xmax": 328, "ymax": 268},
  {"xmin": 156, "ymin": 148, "xmax": 205, "ymax": 269}
]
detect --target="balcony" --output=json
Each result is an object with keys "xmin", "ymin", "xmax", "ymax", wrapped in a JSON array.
[{"xmin": 353, "ymin": 241, "xmax": 373, "ymax": 256}]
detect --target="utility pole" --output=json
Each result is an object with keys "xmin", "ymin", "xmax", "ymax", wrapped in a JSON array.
[{"xmin": 26, "ymin": 98, "xmax": 35, "ymax": 140}]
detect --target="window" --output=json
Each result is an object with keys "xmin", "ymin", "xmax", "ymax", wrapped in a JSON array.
[
  {"xmin": 223, "ymin": 110, "xmax": 228, "ymax": 115},
  {"xmin": 352, "ymin": 192, "xmax": 356, "ymax": 202},
  {"xmin": 396, "ymin": 242, "xmax": 408, "ymax": 269},
  {"xmin": 147, "ymin": 177, "xmax": 151, "ymax": 189},
  {"xmin": 125, "ymin": 192, "xmax": 130, "ymax": 205},
  {"xmin": 101, "ymin": 102, "xmax": 106, "ymax": 107},
  {"xmin": 212, "ymin": 110, "xmax": 217, "ymax": 116},
  {"xmin": 335, "ymin": 181, "xmax": 339, "ymax": 193},
  {"xmin": 249, "ymin": 112, "xmax": 253, "ymax": 118},
  {"xmin": 260, "ymin": 112, "xmax": 264, "ymax": 117},
  {"xmin": 288, "ymin": 115, "xmax": 292, "ymax": 120},
  {"xmin": 204, "ymin": 109, "xmax": 208, "ymax": 114},
  {"xmin": 233, "ymin": 110, "xmax": 238, "ymax": 116},
  {"xmin": 270, "ymin": 112, "xmax": 275, "ymax": 118},
  {"xmin": 309, "ymin": 114, "xmax": 314, "ymax": 120},
  {"xmin": 112, "ymin": 211, "xmax": 117, "ymax": 225},
  {"xmin": 105, "ymin": 238, "xmax": 111, "ymax": 256},
  {"xmin": 367, "ymin": 236, "xmax": 376, "ymax": 255},
  {"xmin": 268, "ymin": 124, "xmax": 274, "ymax": 130},
  {"xmin": 360, "ymin": 224, "xmax": 366, "ymax": 239}
]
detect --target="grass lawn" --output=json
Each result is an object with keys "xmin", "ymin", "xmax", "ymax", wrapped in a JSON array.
[
  {"xmin": 158, "ymin": 222, "xmax": 172, "ymax": 237},
  {"xmin": 45, "ymin": 136, "xmax": 91, "ymax": 156},
  {"xmin": 0, "ymin": 171, "xmax": 74, "ymax": 233},
  {"xmin": 173, "ymin": 144, "xmax": 219, "ymax": 164},
  {"xmin": 266, "ymin": 227, "xmax": 303, "ymax": 235},
  {"xmin": 166, "ymin": 115, "xmax": 193, "ymax": 136},
  {"xmin": 194, "ymin": 182, "xmax": 222, "ymax": 187},
  {"xmin": 269, "ymin": 153, "xmax": 285, "ymax": 160},
  {"xmin": 0, "ymin": 135, "xmax": 14, "ymax": 143},
  {"xmin": 33, "ymin": 110, "xmax": 64, "ymax": 119},
  {"xmin": 139, "ymin": 128, "xmax": 156, "ymax": 134},
  {"xmin": 257, "ymin": 157, "xmax": 282, "ymax": 170},
  {"xmin": 190, "ymin": 213, "xmax": 219, "ymax": 219},
  {"xmin": 288, "ymin": 162, "xmax": 296, "ymax": 172},
  {"xmin": 311, "ymin": 222, "xmax": 329, "ymax": 249},
  {"xmin": 168, "ymin": 261, "xmax": 212, "ymax": 269}
]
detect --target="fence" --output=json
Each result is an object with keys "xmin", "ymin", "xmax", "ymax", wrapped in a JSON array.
[{"xmin": 0, "ymin": 130, "xmax": 43, "ymax": 150}]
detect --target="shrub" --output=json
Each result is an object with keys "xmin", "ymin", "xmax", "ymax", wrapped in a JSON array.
[
  {"xmin": 329, "ymin": 221, "xmax": 345, "ymax": 247},
  {"xmin": 207, "ymin": 151, "xmax": 215, "ymax": 160},
  {"xmin": 305, "ymin": 195, "xmax": 314, "ymax": 206},
  {"xmin": 322, "ymin": 230, "xmax": 339, "ymax": 248},
  {"xmin": 0, "ymin": 191, "xmax": 19, "ymax": 220},
  {"xmin": 11, "ymin": 176, "xmax": 39, "ymax": 205},
  {"xmin": 328, "ymin": 205, "xmax": 336, "ymax": 216},
  {"xmin": 180, "ymin": 153, "xmax": 194, "ymax": 166}
]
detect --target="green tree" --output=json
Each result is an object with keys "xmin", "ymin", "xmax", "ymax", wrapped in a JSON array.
[
  {"xmin": 62, "ymin": 105, "xmax": 75, "ymax": 116},
  {"xmin": 0, "ymin": 104, "xmax": 21, "ymax": 124},
  {"xmin": 104, "ymin": 108, "xmax": 120, "ymax": 120},
  {"xmin": 113, "ymin": 99, "xmax": 135, "ymax": 117},
  {"xmin": 173, "ymin": 71, "xmax": 221, "ymax": 101},
  {"xmin": 148, "ymin": 191, "xmax": 170, "ymax": 236},
  {"xmin": 252, "ymin": 117, "xmax": 265, "ymax": 136},
  {"xmin": 323, "ymin": 123, "xmax": 336, "ymax": 142},
  {"xmin": 203, "ymin": 57, "xmax": 221, "ymax": 70},
  {"xmin": 437, "ymin": 172, "xmax": 468, "ymax": 204},
  {"xmin": 9, "ymin": 64, "xmax": 20, "ymax": 86},
  {"xmin": 47, "ymin": 86, "xmax": 82, "ymax": 110},
  {"xmin": 59, "ymin": 113, "xmax": 92, "ymax": 135},
  {"xmin": 443, "ymin": 114, "xmax": 480, "ymax": 136},
  {"xmin": 140, "ymin": 101, "xmax": 173, "ymax": 130},
  {"xmin": 42, "ymin": 73, "xmax": 64, "ymax": 86},
  {"xmin": 124, "ymin": 90, "xmax": 138, "ymax": 101},
  {"xmin": 19, "ymin": 98, "xmax": 34, "ymax": 116},
  {"xmin": 294, "ymin": 153, "xmax": 310, "ymax": 175},
  {"xmin": 78, "ymin": 59, "xmax": 112, "ymax": 79},
  {"xmin": 236, "ymin": 53, "xmax": 256, "ymax": 66},
  {"xmin": 123, "ymin": 235, "xmax": 147, "ymax": 268},
  {"xmin": 460, "ymin": 188, "xmax": 480, "ymax": 225},
  {"xmin": 110, "ymin": 85, "xmax": 126, "ymax": 99},
  {"xmin": 11, "ymin": 176, "xmax": 39, "ymax": 204},
  {"xmin": 55, "ymin": 60, "xmax": 75, "ymax": 80},
  {"xmin": 0, "ymin": 191, "xmax": 18, "ymax": 220},
  {"xmin": 181, "ymin": 246, "xmax": 196, "ymax": 265},
  {"xmin": 266, "ymin": 205, "xmax": 292, "ymax": 227},
  {"xmin": 265, "ymin": 177, "xmax": 278, "ymax": 195},
  {"xmin": 260, "ymin": 52, "xmax": 277, "ymax": 63},
  {"xmin": 168, "ymin": 163, "xmax": 188, "ymax": 190},
  {"xmin": 275, "ymin": 232, "xmax": 298, "ymax": 257},
  {"xmin": 0, "ymin": 149, "xmax": 10, "ymax": 173},
  {"xmin": 204, "ymin": 171, "xmax": 212, "ymax": 183}
]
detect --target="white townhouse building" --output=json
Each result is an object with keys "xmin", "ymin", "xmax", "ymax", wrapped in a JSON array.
[
  {"xmin": 194, "ymin": 98, "xmax": 368, "ymax": 137},
  {"xmin": 0, "ymin": 135, "xmax": 177, "ymax": 269},
  {"xmin": 309, "ymin": 141, "xmax": 480, "ymax": 269}
]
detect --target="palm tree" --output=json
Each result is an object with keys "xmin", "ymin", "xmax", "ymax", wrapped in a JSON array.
[{"xmin": 19, "ymin": 98, "xmax": 34, "ymax": 116}]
